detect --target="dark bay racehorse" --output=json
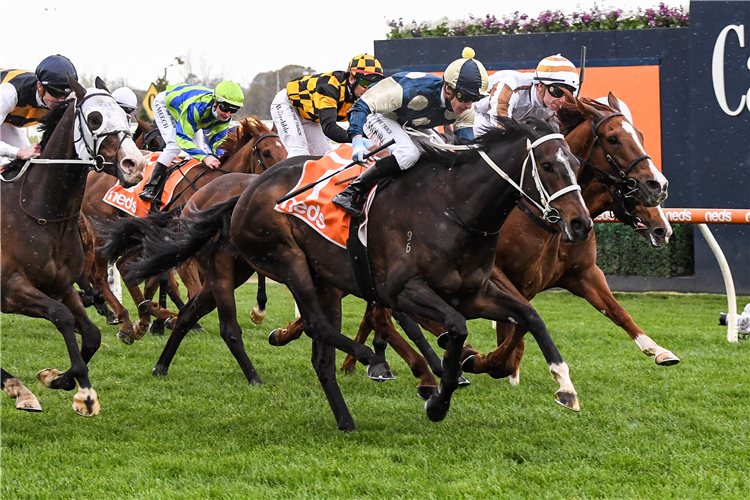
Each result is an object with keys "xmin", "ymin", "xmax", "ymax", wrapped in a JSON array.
[
  {"xmin": 101, "ymin": 116, "xmax": 592, "ymax": 430},
  {"xmin": 82, "ymin": 117, "xmax": 285, "ymax": 344},
  {"xmin": 1, "ymin": 76, "xmax": 145, "ymax": 415}
]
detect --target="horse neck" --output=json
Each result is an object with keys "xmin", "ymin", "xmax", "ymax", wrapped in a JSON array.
[
  {"xmin": 447, "ymin": 136, "xmax": 531, "ymax": 233},
  {"xmin": 222, "ymin": 134, "xmax": 263, "ymax": 174},
  {"xmin": 581, "ymin": 181, "xmax": 613, "ymax": 218},
  {"xmin": 29, "ymin": 106, "xmax": 90, "ymax": 217}
]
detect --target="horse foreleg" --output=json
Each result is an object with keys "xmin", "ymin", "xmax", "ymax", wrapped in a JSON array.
[
  {"xmin": 251, "ymin": 274, "xmax": 267, "ymax": 325},
  {"xmin": 268, "ymin": 317, "xmax": 304, "ymax": 346},
  {"xmin": 464, "ymin": 282, "xmax": 579, "ymax": 412},
  {"xmin": 460, "ymin": 322, "xmax": 526, "ymax": 384},
  {"xmin": 340, "ymin": 303, "xmax": 376, "ymax": 374},
  {"xmin": 392, "ymin": 311, "xmax": 445, "ymax": 377},
  {"xmin": 372, "ymin": 306, "xmax": 439, "ymax": 400},
  {"xmin": 559, "ymin": 266, "xmax": 680, "ymax": 366},
  {"xmin": 92, "ymin": 252, "xmax": 135, "ymax": 341},
  {"xmin": 2, "ymin": 369, "xmax": 41, "ymax": 412}
]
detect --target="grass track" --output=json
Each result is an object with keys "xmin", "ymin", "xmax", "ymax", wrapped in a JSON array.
[{"xmin": 2, "ymin": 284, "xmax": 748, "ymax": 499}]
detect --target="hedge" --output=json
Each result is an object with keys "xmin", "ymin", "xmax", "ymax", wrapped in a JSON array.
[{"xmin": 595, "ymin": 222, "xmax": 694, "ymax": 277}]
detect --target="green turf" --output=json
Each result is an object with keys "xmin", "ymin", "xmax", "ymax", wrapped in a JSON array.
[{"xmin": 2, "ymin": 284, "xmax": 748, "ymax": 499}]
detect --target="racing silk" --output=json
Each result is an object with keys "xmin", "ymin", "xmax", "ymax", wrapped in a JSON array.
[
  {"xmin": 163, "ymin": 83, "xmax": 231, "ymax": 161},
  {"xmin": 348, "ymin": 72, "xmax": 474, "ymax": 141},
  {"xmin": 474, "ymin": 70, "xmax": 542, "ymax": 124},
  {"xmin": 286, "ymin": 71, "xmax": 353, "ymax": 144},
  {"xmin": 1, "ymin": 69, "xmax": 47, "ymax": 128}
]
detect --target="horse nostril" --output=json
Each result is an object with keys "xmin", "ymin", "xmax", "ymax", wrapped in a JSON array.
[
  {"xmin": 654, "ymin": 227, "xmax": 666, "ymax": 238},
  {"xmin": 646, "ymin": 179, "xmax": 664, "ymax": 194},
  {"xmin": 571, "ymin": 217, "xmax": 592, "ymax": 237},
  {"xmin": 121, "ymin": 158, "xmax": 136, "ymax": 172}
]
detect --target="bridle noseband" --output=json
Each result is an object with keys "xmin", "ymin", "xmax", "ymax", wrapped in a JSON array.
[{"xmin": 251, "ymin": 133, "xmax": 279, "ymax": 172}]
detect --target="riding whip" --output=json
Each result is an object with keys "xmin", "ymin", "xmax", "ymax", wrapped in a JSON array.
[
  {"xmin": 576, "ymin": 46, "xmax": 587, "ymax": 98},
  {"xmin": 275, "ymin": 139, "xmax": 395, "ymax": 204}
]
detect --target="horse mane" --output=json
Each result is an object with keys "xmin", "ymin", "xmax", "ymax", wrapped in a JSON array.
[
  {"xmin": 421, "ymin": 116, "xmax": 551, "ymax": 166},
  {"xmin": 556, "ymin": 96, "xmax": 614, "ymax": 136},
  {"xmin": 219, "ymin": 116, "xmax": 269, "ymax": 161},
  {"xmin": 38, "ymin": 100, "xmax": 73, "ymax": 151}
]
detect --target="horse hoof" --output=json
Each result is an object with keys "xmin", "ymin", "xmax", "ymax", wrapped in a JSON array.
[
  {"xmin": 461, "ymin": 354, "xmax": 477, "ymax": 374},
  {"xmin": 16, "ymin": 392, "xmax": 42, "ymax": 412},
  {"xmin": 105, "ymin": 311, "xmax": 121, "ymax": 325},
  {"xmin": 424, "ymin": 394, "xmax": 450, "ymax": 422},
  {"xmin": 436, "ymin": 332, "xmax": 450, "ymax": 349},
  {"xmin": 36, "ymin": 369, "xmax": 61, "ymax": 388},
  {"xmin": 367, "ymin": 363, "xmax": 396, "ymax": 382},
  {"xmin": 457, "ymin": 375, "xmax": 471, "ymax": 388},
  {"xmin": 192, "ymin": 323, "xmax": 205, "ymax": 333},
  {"xmin": 554, "ymin": 390, "xmax": 580, "ymax": 412},
  {"xmin": 134, "ymin": 322, "xmax": 149, "ymax": 340},
  {"xmin": 655, "ymin": 351, "xmax": 680, "ymax": 366},
  {"xmin": 165, "ymin": 317, "xmax": 175, "ymax": 330},
  {"xmin": 248, "ymin": 376, "xmax": 264, "ymax": 386},
  {"xmin": 150, "ymin": 322, "xmax": 165, "ymax": 336},
  {"xmin": 417, "ymin": 385, "xmax": 440, "ymax": 401},
  {"xmin": 137, "ymin": 300, "xmax": 152, "ymax": 315},
  {"xmin": 152, "ymin": 365, "xmax": 168, "ymax": 378},
  {"xmin": 117, "ymin": 329, "xmax": 135, "ymax": 345},
  {"xmin": 251, "ymin": 307, "xmax": 266, "ymax": 325},
  {"xmin": 72, "ymin": 388, "xmax": 100, "ymax": 417},
  {"xmin": 268, "ymin": 329, "xmax": 280, "ymax": 346}
]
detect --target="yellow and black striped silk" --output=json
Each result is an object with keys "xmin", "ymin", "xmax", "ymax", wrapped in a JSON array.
[
  {"xmin": 286, "ymin": 71, "xmax": 352, "ymax": 123},
  {"xmin": 1, "ymin": 69, "xmax": 47, "ymax": 128}
]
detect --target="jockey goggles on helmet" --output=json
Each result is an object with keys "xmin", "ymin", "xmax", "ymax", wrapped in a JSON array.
[
  {"xmin": 544, "ymin": 83, "xmax": 576, "ymax": 99},
  {"xmin": 217, "ymin": 101, "xmax": 240, "ymax": 114}
]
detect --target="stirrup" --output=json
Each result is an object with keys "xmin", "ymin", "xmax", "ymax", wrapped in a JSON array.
[
  {"xmin": 140, "ymin": 186, "xmax": 159, "ymax": 201},
  {"xmin": 333, "ymin": 192, "xmax": 364, "ymax": 217}
]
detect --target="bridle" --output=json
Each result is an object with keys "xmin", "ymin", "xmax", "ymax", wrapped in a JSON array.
[
  {"xmin": 251, "ymin": 133, "xmax": 279, "ymax": 172},
  {"xmin": 3, "ymin": 91, "xmax": 133, "ymax": 224},
  {"xmin": 577, "ymin": 112, "xmax": 651, "ymax": 196},
  {"xmin": 576, "ymin": 111, "xmax": 652, "ymax": 231}
]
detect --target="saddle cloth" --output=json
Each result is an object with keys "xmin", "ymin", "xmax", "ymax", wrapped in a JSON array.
[
  {"xmin": 102, "ymin": 152, "xmax": 203, "ymax": 217},
  {"xmin": 274, "ymin": 144, "xmax": 374, "ymax": 249}
]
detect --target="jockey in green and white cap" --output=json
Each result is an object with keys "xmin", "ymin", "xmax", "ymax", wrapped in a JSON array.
[{"xmin": 140, "ymin": 80, "xmax": 244, "ymax": 203}]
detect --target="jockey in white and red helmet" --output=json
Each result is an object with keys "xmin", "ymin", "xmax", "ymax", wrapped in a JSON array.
[{"xmin": 474, "ymin": 54, "xmax": 580, "ymax": 136}]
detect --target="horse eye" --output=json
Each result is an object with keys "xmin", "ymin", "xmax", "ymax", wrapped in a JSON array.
[
  {"xmin": 88, "ymin": 112, "xmax": 103, "ymax": 131},
  {"xmin": 263, "ymin": 150, "xmax": 272, "ymax": 158},
  {"xmin": 607, "ymin": 135, "xmax": 618, "ymax": 145},
  {"xmin": 541, "ymin": 162, "xmax": 553, "ymax": 172}
]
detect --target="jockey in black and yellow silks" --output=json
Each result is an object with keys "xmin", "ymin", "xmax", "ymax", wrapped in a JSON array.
[
  {"xmin": 270, "ymin": 55, "xmax": 384, "ymax": 157},
  {"xmin": 0, "ymin": 55, "xmax": 78, "ymax": 163}
]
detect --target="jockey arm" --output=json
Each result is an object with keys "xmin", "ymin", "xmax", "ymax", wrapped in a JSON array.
[
  {"xmin": 175, "ymin": 105, "xmax": 214, "ymax": 162},
  {"xmin": 312, "ymin": 80, "xmax": 349, "ymax": 144},
  {"xmin": 0, "ymin": 82, "xmax": 39, "ymax": 160},
  {"xmin": 347, "ymin": 76, "xmax": 404, "ymax": 140}
]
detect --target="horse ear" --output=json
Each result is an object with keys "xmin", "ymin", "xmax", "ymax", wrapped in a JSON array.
[
  {"xmin": 136, "ymin": 117, "xmax": 149, "ymax": 129},
  {"xmin": 69, "ymin": 74, "xmax": 86, "ymax": 101},
  {"xmin": 94, "ymin": 77, "xmax": 110, "ymax": 93},
  {"xmin": 607, "ymin": 92, "xmax": 621, "ymax": 112},
  {"xmin": 271, "ymin": 122, "xmax": 278, "ymax": 134}
]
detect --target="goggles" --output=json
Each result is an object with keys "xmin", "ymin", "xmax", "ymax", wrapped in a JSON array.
[
  {"xmin": 454, "ymin": 89, "xmax": 480, "ymax": 103},
  {"xmin": 544, "ymin": 84, "xmax": 576, "ymax": 99},
  {"xmin": 217, "ymin": 101, "xmax": 240, "ymax": 114},
  {"xmin": 44, "ymin": 85, "xmax": 71, "ymax": 99}
]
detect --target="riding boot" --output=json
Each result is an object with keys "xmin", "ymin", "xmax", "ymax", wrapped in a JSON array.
[
  {"xmin": 333, "ymin": 155, "xmax": 401, "ymax": 217},
  {"xmin": 140, "ymin": 161, "xmax": 168, "ymax": 202}
]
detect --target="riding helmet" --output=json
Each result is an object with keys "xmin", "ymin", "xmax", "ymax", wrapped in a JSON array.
[
  {"xmin": 347, "ymin": 54, "xmax": 385, "ymax": 82},
  {"xmin": 35, "ymin": 54, "xmax": 78, "ymax": 89},
  {"xmin": 534, "ymin": 55, "xmax": 579, "ymax": 93},
  {"xmin": 443, "ymin": 47, "xmax": 489, "ymax": 102},
  {"xmin": 214, "ymin": 81, "xmax": 245, "ymax": 107}
]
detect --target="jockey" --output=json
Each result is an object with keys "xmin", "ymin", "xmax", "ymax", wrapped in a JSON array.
[
  {"xmin": 140, "ymin": 80, "xmax": 244, "ymax": 202},
  {"xmin": 270, "ymin": 54, "xmax": 384, "ymax": 157},
  {"xmin": 333, "ymin": 48, "xmax": 488, "ymax": 217},
  {"xmin": 112, "ymin": 87, "xmax": 138, "ymax": 116},
  {"xmin": 0, "ymin": 54, "xmax": 78, "ymax": 164},
  {"xmin": 473, "ymin": 54, "xmax": 580, "ymax": 136}
]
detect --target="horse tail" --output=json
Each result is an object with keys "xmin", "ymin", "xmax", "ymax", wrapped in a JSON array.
[
  {"xmin": 123, "ymin": 196, "xmax": 240, "ymax": 284},
  {"xmin": 95, "ymin": 209, "xmax": 181, "ymax": 264}
]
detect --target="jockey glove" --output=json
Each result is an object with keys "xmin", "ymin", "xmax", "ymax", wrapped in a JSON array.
[{"xmin": 351, "ymin": 137, "xmax": 368, "ymax": 163}]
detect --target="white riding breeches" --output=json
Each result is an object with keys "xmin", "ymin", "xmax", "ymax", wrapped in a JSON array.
[
  {"xmin": 152, "ymin": 92, "xmax": 182, "ymax": 166},
  {"xmin": 362, "ymin": 113, "xmax": 420, "ymax": 170},
  {"xmin": 270, "ymin": 89, "xmax": 333, "ymax": 157}
]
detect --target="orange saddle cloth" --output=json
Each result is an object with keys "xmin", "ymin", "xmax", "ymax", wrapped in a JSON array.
[
  {"xmin": 274, "ymin": 144, "xmax": 372, "ymax": 249},
  {"xmin": 102, "ymin": 152, "xmax": 203, "ymax": 217}
]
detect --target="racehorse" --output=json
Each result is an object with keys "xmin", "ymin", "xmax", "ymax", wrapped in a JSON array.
[
  {"xmin": 100, "ymin": 115, "xmax": 593, "ymax": 431},
  {"xmin": 82, "ymin": 116, "xmax": 285, "ymax": 344},
  {"xmin": 0, "ymin": 76, "xmax": 145, "ymax": 415},
  {"xmin": 276, "ymin": 94, "xmax": 676, "ymax": 389}
]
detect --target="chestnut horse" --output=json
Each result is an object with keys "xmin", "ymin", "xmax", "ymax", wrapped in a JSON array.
[
  {"xmin": 0, "ymin": 77, "xmax": 145, "ymax": 415},
  {"xmin": 81, "ymin": 117, "xmax": 286, "ymax": 344},
  {"xmin": 100, "ymin": 116, "xmax": 593, "ymax": 430}
]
